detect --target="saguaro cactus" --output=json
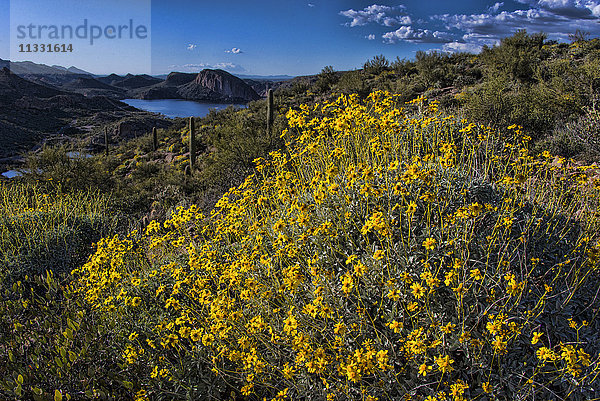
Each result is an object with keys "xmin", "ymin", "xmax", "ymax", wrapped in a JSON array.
[
  {"xmin": 267, "ymin": 88, "xmax": 274, "ymax": 133},
  {"xmin": 189, "ymin": 117, "xmax": 196, "ymax": 172},
  {"xmin": 152, "ymin": 127, "xmax": 158, "ymax": 151},
  {"xmin": 104, "ymin": 127, "xmax": 109, "ymax": 156}
]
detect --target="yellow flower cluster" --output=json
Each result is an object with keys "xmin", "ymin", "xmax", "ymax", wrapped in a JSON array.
[{"xmin": 72, "ymin": 91, "xmax": 600, "ymax": 400}]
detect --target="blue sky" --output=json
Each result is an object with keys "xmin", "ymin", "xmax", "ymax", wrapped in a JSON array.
[{"xmin": 2, "ymin": 0, "xmax": 600, "ymax": 76}]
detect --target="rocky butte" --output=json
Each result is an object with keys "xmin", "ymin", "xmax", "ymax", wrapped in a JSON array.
[{"xmin": 137, "ymin": 69, "xmax": 260, "ymax": 103}]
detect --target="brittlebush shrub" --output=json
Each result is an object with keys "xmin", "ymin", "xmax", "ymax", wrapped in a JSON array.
[{"xmin": 64, "ymin": 93, "xmax": 600, "ymax": 400}]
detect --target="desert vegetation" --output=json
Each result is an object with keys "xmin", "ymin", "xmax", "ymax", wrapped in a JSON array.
[{"xmin": 1, "ymin": 31, "xmax": 600, "ymax": 400}]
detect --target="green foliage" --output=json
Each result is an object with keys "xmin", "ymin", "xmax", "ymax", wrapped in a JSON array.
[
  {"xmin": 456, "ymin": 31, "xmax": 600, "ymax": 138},
  {"xmin": 536, "ymin": 106, "xmax": 600, "ymax": 161},
  {"xmin": 335, "ymin": 70, "xmax": 371, "ymax": 98},
  {"xmin": 363, "ymin": 54, "xmax": 390, "ymax": 75},
  {"xmin": 0, "ymin": 271, "xmax": 132, "ymax": 400},
  {"xmin": 188, "ymin": 117, "xmax": 196, "ymax": 172},
  {"xmin": 391, "ymin": 56, "xmax": 417, "ymax": 77},
  {"xmin": 314, "ymin": 65, "xmax": 339, "ymax": 93},
  {"xmin": 0, "ymin": 182, "xmax": 117, "ymax": 283},
  {"xmin": 480, "ymin": 30, "xmax": 547, "ymax": 84}
]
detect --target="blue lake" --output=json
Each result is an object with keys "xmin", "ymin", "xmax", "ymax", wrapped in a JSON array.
[
  {"xmin": 1, "ymin": 170, "xmax": 23, "ymax": 179},
  {"xmin": 122, "ymin": 99, "xmax": 246, "ymax": 119}
]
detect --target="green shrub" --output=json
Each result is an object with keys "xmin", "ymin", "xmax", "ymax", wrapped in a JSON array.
[
  {"xmin": 68, "ymin": 93, "xmax": 600, "ymax": 400},
  {"xmin": 0, "ymin": 182, "xmax": 118, "ymax": 283}
]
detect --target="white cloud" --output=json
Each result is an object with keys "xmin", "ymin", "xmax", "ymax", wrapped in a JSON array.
[
  {"xmin": 383, "ymin": 26, "xmax": 454, "ymax": 43},
  {"xmin": 435, "ymin": 6, "xmax": 599, "ymax": 38},
  {"xmin": 342, "ymin": 1, "xmax": 600, "ymax": 50},
  {"xmin": 214, "ymin": 62, "xmax": 244, "ymax": 71},
  {"xmin": 488, "ymin": 2, "xmax": 504, "ymax": 13},
  {"xmin": 187, "ymin": 44, "xmax": 197, "ymax": 51},
  {"xmin": 442, "ymin": 42, "xmax": 486, "ymax": 53},
  {"xmin": 427, "ymin": 1, "xmax": 600, "ymax": 53},
  {"xmin": 174, "ymin": 62, "xmax": 245, "ymax": 73},
  {"xmin": 517, "ymin": 0, "xmax": 600, "ymax": 18},
  {"xmin": 339, "ymin": 4, "xmax": 411, "ymax": 27},
  {"xmin": 225, "ymin": 47, "xmax": 243, "ymax": 54},
  {"xmin": 308, "ymin": 3, "xmax": 315, "ymax": 7}
]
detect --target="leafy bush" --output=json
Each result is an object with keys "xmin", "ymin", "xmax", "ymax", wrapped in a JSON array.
[
  {"xmin": 67, "ymin": 92, "xmax": 600, "ymax": 400},
  {"xmin": 363, "ymin": 55, "xmax": 390, "ymax": 75},
  {"xmin": 0, "ymin": 270, "xmax": 135, "ymax": 400},
  {"xmin": 0, "ymin": 182, "xmax": 117, "ymax": 283},
  {"xmin": 480, "ymin": 30, "xmax": 547, "ymax": 84}
]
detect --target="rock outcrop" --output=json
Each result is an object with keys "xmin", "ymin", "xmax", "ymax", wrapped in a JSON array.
[
  {"xmin": 136, "ymin": 69, "xmax": 260, "ymax": 103},
  {"xmin": 192, "ymin": 69, "xmax": 260, "ymax": 102}
]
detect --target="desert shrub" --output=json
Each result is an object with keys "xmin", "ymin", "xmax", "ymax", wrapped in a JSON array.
[
  {"xmin": 335, "ymin": 70, "xmax": 371, "ymax": 98},
  {"xmin": 314, "ymin": 66, "xmax": 340, "ymax": 93},
  {"xmin": 414, "ymin": 51, "xmax": 455, "ymax": 88},
  {"xmin": 0, "ymin": 182, "xmax": 117, "ymax": 284},
  {"xmin": 391, "ymin": 57, "xmax": 417, "ymax": 77},
  {"xmin": 480, "ymin": 30, "xmax": 547, "ymax": 84},
  {"xmin": 0, "ymin": 270, "xmax": 133, "ymax": 400},
  {"xmin": 20, "ymin": 145, "xmax": 118, "ymax": 194},
  {"xmin": 539, "ymin": 106, "xmax": 600, "ymax": 162},
  {"xmin": 198, "ymin": 101, "xmax": 285, "ymax": 192},
  {"xmin": 69, "ymin": 92, "xmax": 600, "ymax": 400},
  {"xmin": 363, "ymin": 55, "xmax": 390, "ymax": 75},
  {"xmin": 459, "ymin": 72, "xmax": 577, "ymax": 137}
]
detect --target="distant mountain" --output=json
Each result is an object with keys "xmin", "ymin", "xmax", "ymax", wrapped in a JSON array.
[
  {"xmin": 136, "ymin": 69, "xmax": 260, "ymax": 103},
  {"xmin": 51, "ymin": 65, "xmax": 92, "ymax": 75},
  {"xmin": 115, "ymin": 74, "xmax": 163, "ymax": 90},
  {"xmin": 192, "ymin": 69, "xmax": 260, "ymax": 101},
  {"xmin": 243, "ymin": 78, "xmax": 289, "ymax": 97},
  {"xmin": 236, "ymin": 74, "xmax": 294, "ymax": 81},
  {"xmin": 0, "ymin": 67, "xmax": 168, "ymax": 159},
  {"xmin": 1, "ymin": 59, "xmax": 93, "ymax": 77},
  {"xmin": 164, "ymin": 72, "xmax": 198, "ymax": 86},
  {"xmin": 97, "ymin": 73, "xmax": 163, "ymax": 90},
  {"xmin": 97, "ymin": 73, "xmax": 124, "ymax": 86},
  {"xmin": 1, "ymin": 59, "xmax": 285, "ymax": 104},
  {"xmin": 0, "ymin": 58, "xmax": 100, "ymax": 92},
  {"xmin": 62, "ymin": 76, "xmax": 127, "ymax": 98}
]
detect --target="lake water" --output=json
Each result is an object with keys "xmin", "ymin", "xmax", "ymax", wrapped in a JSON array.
[
  {"xmin": 1, "ymin": 170, "xmax": 23, "ymax": 179},
  {"xmin": 122, "ymin": 99, "xmax": 246, "ymax": 119}
]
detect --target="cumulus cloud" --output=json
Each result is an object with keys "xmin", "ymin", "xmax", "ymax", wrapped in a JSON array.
[
  {"xmin": 383, "ymin": 26, "xmax": 454, "ymax": 43},
  {"xmin": 308, "ymin": 3, "xmax": 315, "ymax": 7},
  {"xmin": 339, "ymin": 4, "xmax": 411, "ymax": 27},
  {"xmin": 442, "ymin": 33, "xmax": 500, "ymax": 53},
  {"xmin": 343, "ymin": 1, "xmax": 600, "ymax": 51},
  {"xmin": 433, "ymin": 1, "xmax": 600, "ymax": 47},
  {"xmin": 187, "ymin": 44, "xmax": 197, "ymax": 51},
  {"xmin": 442, "ymin": 42, "xmax": 487, "ymax": 53},
  {"xmin": 436, "ymin": 9, "xmax": 562, "ymax": 36},
  {"xmin": 488, "ymin": 2, "xmax": 504, "ymax": 13},
  {"xmin": 517, "ymin": 0, "xmax": 600, "ymax": 18},
  {"xmin": 225, "ymin": 47, "xmax": 243, "ymax": 54}
]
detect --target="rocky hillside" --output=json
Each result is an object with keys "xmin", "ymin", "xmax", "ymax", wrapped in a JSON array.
[
  {"xmin": 193, "ymin": 69, "xmax": 260, "ymax": 101},
  {"xmin": 97, "ymin": 73, "xmax": 163, "ymax": 90},
  {"xmin": 0, "ymin": 68, "xmax": 169, "ymax": 159},
  {"xmin": 136, "ymin": 69, "xmax": 260, "ymax": 102}
]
